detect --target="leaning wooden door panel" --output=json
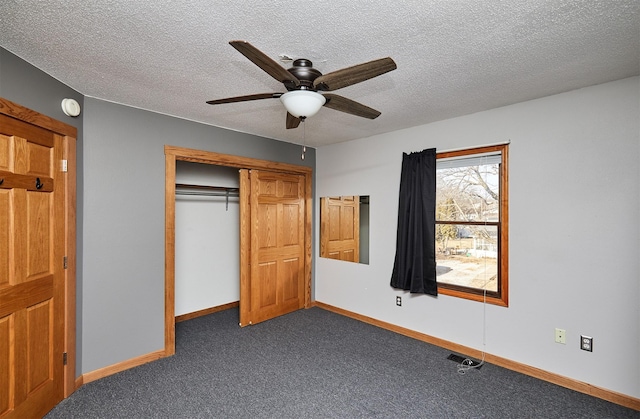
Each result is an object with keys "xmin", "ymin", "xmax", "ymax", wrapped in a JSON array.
[
  {"xmin": 247, "ymin": 170, "xmax": 305, "ymax": 325},
  {"xmin": 320, "ymin": 196, "xmax": 359, "ymax": 262},
  {"xmin": 0, "ymin": 123, "xmax": 64, "ymax": 418}
]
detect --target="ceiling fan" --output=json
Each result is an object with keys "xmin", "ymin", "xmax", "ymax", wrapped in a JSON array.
[{"xmin": 207, "ymin": 40, "xmax": 397, "ymax": 129}]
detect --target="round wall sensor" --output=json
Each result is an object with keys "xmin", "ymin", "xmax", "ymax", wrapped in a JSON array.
[{"xmin": 61, "ymin": 98, "xmax": 81, "ymax": 117}]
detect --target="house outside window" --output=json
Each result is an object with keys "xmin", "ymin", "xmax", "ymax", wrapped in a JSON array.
[{"xmin": 435, "ymin": 144, "xmax": 509, "ymax": 306}]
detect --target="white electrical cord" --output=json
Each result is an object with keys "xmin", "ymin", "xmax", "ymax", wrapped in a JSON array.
[
  {"xmin": 457, "ymin": 283, "xmax": 488, "ymax": 375},
  {"xmin": 457, "ymin": 158, "xmax": 492, "ymax": 375}
]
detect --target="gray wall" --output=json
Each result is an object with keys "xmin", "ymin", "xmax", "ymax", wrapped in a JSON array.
[
  {"xmin": 0, "ymin": 48, "xmax": 86, "ymax": 372},
  {"xmin": 315, "ymin": 77, "xmax": 640, "ymax": 399},
  {"xmin": 0, "ymin": 47, "xmax": 316, "ymax": 375},
  {"xmin": 82, "ymin": 98, "xmax": 315, "ymax": 373},
  {"xmin": 0, "ymin": 49, "xmax": 85, "ymax": 122}
]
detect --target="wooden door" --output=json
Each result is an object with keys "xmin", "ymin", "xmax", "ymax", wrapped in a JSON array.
[
  {"xmin": 0, "ymin": 114, "xmax": 66, "ymax": 418},
  {"xmin": 320, "ymin": 196, "xmax": 360, "ymax": 262},
  {"xmin": 239, "ymin": 169, "xmax": 305, "ymax": 326}
]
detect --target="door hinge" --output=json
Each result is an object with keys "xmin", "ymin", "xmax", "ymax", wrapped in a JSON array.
[
  {"xmin": 61, "ymin": 159, "xmax": 68, "ymax": 172},
  {"xmin": 63, "ymin": 256, "xmax": 68, "ymax": 269},
  {"xmin": 63, "ymin": 352, "xmax": 68, "ymax": 365}
]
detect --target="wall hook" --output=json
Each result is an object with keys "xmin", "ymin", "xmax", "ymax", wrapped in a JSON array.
[
  {"xmin": 35, "ymin": 178, "xmax": 43, "ymax": 190},
  {"xmin": 0, "ymin": 178, "xmax": 4, "ymax": 186}
]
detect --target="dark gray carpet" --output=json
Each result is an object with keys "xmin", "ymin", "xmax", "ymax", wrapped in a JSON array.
[{"xmin": 46, "ymin": 307, "xmax": 638, "ymax": 418}]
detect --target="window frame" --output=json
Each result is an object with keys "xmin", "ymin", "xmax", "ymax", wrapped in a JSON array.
[{"xmin": 436, "ymin": 144, "xmax": 509, "ymax": 307}]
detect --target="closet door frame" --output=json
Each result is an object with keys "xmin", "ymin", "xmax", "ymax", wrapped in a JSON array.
[{"xmin": 164, "ymin": 145, "xmax": 313, "ymax": 356}]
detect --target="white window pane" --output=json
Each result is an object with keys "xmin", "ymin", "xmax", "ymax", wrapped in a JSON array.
[{"xmin": 436, "ymin": 224, "xmax": 498, "ymax": 292}]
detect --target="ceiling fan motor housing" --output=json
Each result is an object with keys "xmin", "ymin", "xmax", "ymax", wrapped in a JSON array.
[{"xmin": 287, "ymin": 59, "xmax": 322, "ymax": 90}]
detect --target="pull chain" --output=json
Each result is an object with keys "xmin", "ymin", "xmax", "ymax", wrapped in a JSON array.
[{"xmin": 301, "ymin": 117, "xmax": 307, "ymax": 160}]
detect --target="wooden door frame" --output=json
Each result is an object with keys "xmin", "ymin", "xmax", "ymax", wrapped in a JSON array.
[
  {"xmin": 0, "ymin": 97, "xmax": 77, "ymax": 397},
  {"xmin": 164, "ymin": 145, "xmax": 313, "ymax": 355}
]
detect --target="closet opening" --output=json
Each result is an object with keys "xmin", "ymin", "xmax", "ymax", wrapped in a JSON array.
[
  {"xmin": 164, "ymin": 145, "xmax": 313, "ymax": 357},
  {"xmin": 174, "ymin": 163, "xmax": 241, "ymax": 323}
]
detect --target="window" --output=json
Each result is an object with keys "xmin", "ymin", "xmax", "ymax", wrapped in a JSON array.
[{"xmin": 435, "ymin": 144, "xmax": 508, "ymax": 306}]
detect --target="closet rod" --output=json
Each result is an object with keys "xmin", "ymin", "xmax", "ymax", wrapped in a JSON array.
[
  {"xmin": 176, "ymin": 183, "xmax": 239, "ymax": 193},
  {"xmin": 175, "ymin": 190, "xmax": 239, "ymax": 197},
  {"xmin": 175, "ymin": 184, "xmax": 239, "ymax": 210}
]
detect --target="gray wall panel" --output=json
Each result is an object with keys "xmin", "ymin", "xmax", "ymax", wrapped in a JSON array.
[
  {"xmin": 0, "ymin": 48, "xmax": 85, "ymax": 375},
  {"xmin": 82, "ymin": 98, "xmax": 314, "ymax": 373}
]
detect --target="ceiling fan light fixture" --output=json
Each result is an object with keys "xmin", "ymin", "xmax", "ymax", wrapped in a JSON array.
[{"xmin": 280, "ymin": 90, "xmax": 326, "ymax": 118}]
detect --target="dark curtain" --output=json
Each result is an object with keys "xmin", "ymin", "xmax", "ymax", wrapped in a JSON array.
[{"xmin": 390, "ymin": 148, "xmax": 437, "ymax": 295}]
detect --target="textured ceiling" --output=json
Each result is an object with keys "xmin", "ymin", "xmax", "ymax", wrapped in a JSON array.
[{"xmin": 1, "ymin": 1, "xmax": 638, "ymax": 147}]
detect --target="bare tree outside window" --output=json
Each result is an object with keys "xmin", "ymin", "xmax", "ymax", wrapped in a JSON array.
[{"xmin": 435, "ymin": 145, "xmax": 508, "ymax": 306}]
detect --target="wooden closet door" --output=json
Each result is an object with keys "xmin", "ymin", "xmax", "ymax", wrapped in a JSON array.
[
  {"xmin": 0, "ymin": 115, "xmax": 65, "ymax": 418},
  {"xmin": 239, "ymin": 169, "xmax": 305, "ymax": 326}
]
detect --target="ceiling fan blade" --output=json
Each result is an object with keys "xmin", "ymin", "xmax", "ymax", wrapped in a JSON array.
[
  {"xmin": 206, "ymin": 92, "xmax": 282, "ymax": 105},
  {"xmin": 313, "ymin": 57, "xmax": 396, "ymax": 91},
  {"xmin": 229, "ymin": 40, "xmax": 300, "ymax": 87},
  {"xmin": 322, "ymin": 94, "xmax": 381, "ymax": 119},
  {"xmin": 286, "ymin": 112, "xmax": 301, "ymax": 129}
]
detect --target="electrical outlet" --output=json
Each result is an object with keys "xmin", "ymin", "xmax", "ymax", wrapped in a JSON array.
[
  {"xmin": 396, "ymin": 296, "xmax": 402, "ymax": 306},
  {"xmin": 580, "ymin": 335, "xmax": 593, "ymax": 352},
  {"xmin": 555, "ymin": 328, "xmax": 566, "ymax": 344}
]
